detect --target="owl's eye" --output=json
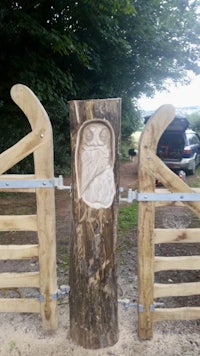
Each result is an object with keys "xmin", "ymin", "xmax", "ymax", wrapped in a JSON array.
[
  {"xmin": 100, "ymin": 127, "xmax": 110, "ymax": 143},
  {"xmin": 85, "ymin": 128, "xmax": 93, "ymax": 141}
]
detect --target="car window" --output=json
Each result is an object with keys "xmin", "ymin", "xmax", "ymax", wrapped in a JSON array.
[
  {"xmin": 159, "ymin": 133, "xmax": 184, "ymax": 146},
  {"xmin": 187, "ymin": 133, "xmax": 200, "ymax": 145}
]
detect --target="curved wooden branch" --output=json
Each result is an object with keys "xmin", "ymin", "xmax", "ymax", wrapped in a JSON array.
[
  {"xmin": 10, "ymin": 84, "xmax": 54, "ymax": 178},
  {"xmin": 10, "ymin": 84, "xmax": 52, "ymax": 133},
  {"xmin": 139, "ymin": 104, "xmax": 175, "ymax": 154}
]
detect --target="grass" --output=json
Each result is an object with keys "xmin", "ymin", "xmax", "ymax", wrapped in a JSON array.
[
  {"xmin": 187, "ymin": 165, "xmax": 200, "ymax": 187},
  {"xmin": 118, "ymin": 202, "xmax": 138, "ymax": 234},
  {"xmin": 117, "ymin": 202, "xmax": 138, "ymax": 263},
  {"xmin": 57, "ymin": 246, "xmax": 70, "ymax": 269}
]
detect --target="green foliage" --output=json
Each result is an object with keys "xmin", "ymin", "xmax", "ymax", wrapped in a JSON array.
[
  {"xmin": 0, "ymin": 1, "xmax": 200, "ymax": 172},
  {"xmin": 187, "ymin": 111, "xmax": 200, "ymax": 134},
  {"xmin": 121, "ymin": 96, "xmax": 142, "ymax": 139},
  {"xmin": 118, "ymin": 202, "xmax": 138, "ymax": 232},
  {"xmin": 120, "ymin": 133, "xmax": 138, "ymax": 160},
  {"xmin": 120, "ymin": 141, "xmax": 131, "ymax": 160},
  {"xmin": 57, "ymin": 246, "xmax": 70, "ymax": 269}
]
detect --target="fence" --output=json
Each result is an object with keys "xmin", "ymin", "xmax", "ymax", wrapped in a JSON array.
[
  {"xmin": 138, "ymin": 104, "xmax": 200, "ymax": 339},
  {"xmin": 0, "ymin": 84, "xmax": 57, "ymax": 330}
]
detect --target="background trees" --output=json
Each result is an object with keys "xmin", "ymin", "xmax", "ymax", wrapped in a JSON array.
[
  {"xmin": 0, "ymin": 0, "xmax": 200, "ymax": 172},
  {"xmin": 188, "ymin": 111, "xmax": 200, "ymax": 133}
]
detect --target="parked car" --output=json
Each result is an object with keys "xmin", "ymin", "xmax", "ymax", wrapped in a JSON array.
[{"xmin": 144, "ymin": 115, "xmax": 200, "ymax": 175}]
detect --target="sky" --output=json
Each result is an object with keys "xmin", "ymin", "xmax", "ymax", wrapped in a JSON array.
[{"xmin": 137, "ymin": 74, "xmax": 200, "ymax": 111}]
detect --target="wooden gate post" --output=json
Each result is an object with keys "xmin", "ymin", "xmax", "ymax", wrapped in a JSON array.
[
  {"xmin": 138, "ymin": 105, "xmax": 200, "ymax": 338},
  {"xmin": 138, "ymin": 105, "xmax": 175, "ymax": 339},
  {"xmin": 69, "ymin": 98, "xmax": 121, "ymax": 349},
  {"xmin": 10, "ymin": 84, "xmax": 58, "ymax": 330}
]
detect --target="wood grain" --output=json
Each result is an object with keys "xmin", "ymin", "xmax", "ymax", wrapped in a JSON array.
[
  {"xmin": 69, "ymin": 98, "xmax": 121, "ymax": 349},
  {"xmin": 0, "ymin": 84, "xmax": 58, "ymax": 330}
]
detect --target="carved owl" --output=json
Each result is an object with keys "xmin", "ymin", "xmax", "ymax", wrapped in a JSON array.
[{"xmin": 75, "ymin": 120, "xmax": 116, "ymax": 209}]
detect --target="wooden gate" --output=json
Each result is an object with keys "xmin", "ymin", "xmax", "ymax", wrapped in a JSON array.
[
  {"xmin": 138, "ymin": 105, "xmax": 200, "ymax": 339},
  {"xmin": 0, "ymin": 84, "xmax": 57, "ymax": 330}
]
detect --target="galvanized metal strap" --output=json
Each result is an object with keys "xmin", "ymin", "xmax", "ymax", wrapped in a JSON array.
[
  {"xmin": 118, "ymin": 299, "xmax": 163, "ymax": 312},
  {"xmin": 137, "ymin": 192, "xmax": 200, "ymax": 202},
  {"xmin": 38, "ymin": 285, "xmax": 70, "ymax": 302},
  {"xmin": 120, "ymin": 188, "xmax": 200, "ymax": 203},
  {"xmin": 0, "ymin": 175, "xmax": 71, "ymax": 190}
]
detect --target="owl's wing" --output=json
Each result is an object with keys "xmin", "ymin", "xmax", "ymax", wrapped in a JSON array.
[{"xmin": 79, "ymin": 149, "xmax": 106, "ymax": 195}]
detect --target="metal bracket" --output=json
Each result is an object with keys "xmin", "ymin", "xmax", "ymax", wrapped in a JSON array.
[
  {"xmin": 54, "ymin": 176, "xmax": 72, "ymax": 191},
  {"xmin": 118, "ymin": 298, "xmax": 137, "ymax": 311},
  {"xmin": 57, "ymin": 285, "xmax": 70, "ymax": 297},
  {"xmin": 118, "ymin": 299, "xmax": 163, "ymax": 312},
  {"xmin": 138, "ymin": 304, "xmax": 155, "ymax": 312},
  {"xmin": 138, "ymin": 304, "xmax": 144, "ymax": 313},
  {"xmin": 38, "ymin": 285, "xmax": 70, "ymax": 302},
  {"xmin": 149, "ymin": 304, "xmax": 155, "ymax": 312},
  {"xmin": 0, "ymin": 175, "xmax": 71, "ymax": 191},
  {"xmin": 137, "ymin": 192, "xmax": 200, "ymax": 202},
  {"xmin": 119, "ymin": 187, "xmax": 200, "ymax": 203},
  {"xmin": 51, "ymin": 293, "xmax": 58, "ymax": 301},
  {"xmin": 119, "ymin": 188, "xmax": 137, "ymax": 203},
  {"xmin": 38, "ymin": 293, "xmax": 57, "ymax": 302},
  {"xmin": 38, "ymin": 294, "xmax": 45, "ymax": 302},
  {"xmin": 118, "ymin": 300, "xmax": 155, "ymax": 312}
]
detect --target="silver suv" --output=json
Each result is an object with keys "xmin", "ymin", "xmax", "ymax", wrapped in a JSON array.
[{"xmin": 145, "ymin": 115, "xmax": 200, "ymax": 175}]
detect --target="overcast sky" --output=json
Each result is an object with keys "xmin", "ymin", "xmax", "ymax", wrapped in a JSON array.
[{"xmin": 138, "ymin": 74, "xmax": 200, "ymax": 111}]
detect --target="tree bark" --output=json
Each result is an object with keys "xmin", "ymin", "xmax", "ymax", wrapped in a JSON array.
[{"xmin": 69, "ymin": 98, "xmax": 121, "ymax": 349}]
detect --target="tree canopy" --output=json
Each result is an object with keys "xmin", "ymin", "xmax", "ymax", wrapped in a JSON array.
[
  {"xmin": 188, "ymin": 111, "xmax": 200, "ymax": 133},
  {"xmin": 0, "ymin": 0, "xmax": 200, "ymax": 172}
]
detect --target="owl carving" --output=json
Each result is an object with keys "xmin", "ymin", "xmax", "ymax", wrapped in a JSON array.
[{"xmin": 75, "ymin": 119, "xmax": 115, "ymax": 209}]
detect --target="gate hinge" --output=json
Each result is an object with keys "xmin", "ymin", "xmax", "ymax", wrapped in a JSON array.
[
  {"xmin": 119, "ymin": 188, "xmax": 200, "ymax": 203},
  {"xmin": 38, "ymin": 293, "xmax": 57, "ymax": 302},
  {"xmin": 54, "ymin": 175, "xmax": 72, "ymax": 191},
  {"xmin": 118, "ymin": 299, "xmax": 162, "ymax": 312},
  {"xmin": 138, "ymin": 303, "xmax": 164, "ymax": 312},
  {"xmin": 118, "ymin": 298, "xmax": 137, "ymax": 311},
  {"xmin": 119, "ymin": 188, "xmax": 137, "ymax": 203},
  {"xmin": 0, "ymin": 175, "xmax": 71, "ymax": 191},
  {"xmin": 139, "ymin": 304, "xmax": 155, "ymax": 312},
  {"xmin": 138, "ymin": 304, "xmax": 144, "ymax": 313},
  {"xmin": 38, "ymin": 285, "xmax": 70, "ymax": 302},
  {"xmin": 118, "ymin": 300, "xmax": 155, "ymax": 312},
  {"xmin": 138, "ymin": 304, "xmax": 154, "ymax": 313}
]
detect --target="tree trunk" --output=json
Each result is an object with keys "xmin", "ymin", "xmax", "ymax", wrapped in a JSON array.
[{"xmin": 69, "ymin": 98, "xmax": 121, "ymax": 349}]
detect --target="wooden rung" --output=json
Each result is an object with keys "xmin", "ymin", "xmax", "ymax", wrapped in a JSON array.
[
  {"xmin": 0, "ymin": 244, "xmax": 39, "ymax": 260},
  {"xmin": 0, "ymin": 174, "xmax": 35, "ymax": 180},
  {"xmin": 154, "ymin": 255, "xmax": 200, "ymax": 272},
  {"xmin": 0, "ymin": 130, "xmax": 43, "ymax": 175},
  {"xmin": 0, "ymin": 188, "xmax": 36, "ymax": 193},
  {"xmin": 0, "ymin": 298, "xmax": 40, "ymax": 313},
  {"xmin": 154, "ymin": 307, "xmax": 200, "ymax": 322},
  {"xmin": 0, "ymin": 215, "xmax": 37, "ymax": 231},
  {"xmin": 154, "ymin": 281, "xmax": 200, "ymax": 298},
  {"xmin": 155, "ymin": 201, "xmax": 185, "ymax": 207},
  {"xmin": 155, "ymin": 188, "xmax": 200, "ymax": 194},
  {"xmin": 0, "ymin": 272, "xmax": 40, "ymax": 288},
  {"xmin": 154, "ymin": 228, "xmax": 200, "ymax": 244}
]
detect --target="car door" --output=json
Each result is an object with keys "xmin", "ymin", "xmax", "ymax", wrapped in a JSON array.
[{"xmin": 187, "ymin": 132, "xmax": 200, "ymax": 165}]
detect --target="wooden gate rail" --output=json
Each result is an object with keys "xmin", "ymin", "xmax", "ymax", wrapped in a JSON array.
[
  {"xmin": 138, "ymin": 105, "xmax": 200, "ymax": 339},
  {"xmin": 0, "ymin": 84, "xmax": 57, "ymax": 330}
]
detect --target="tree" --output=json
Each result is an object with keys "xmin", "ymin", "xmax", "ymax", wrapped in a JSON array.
[
  {"xmin": 188, "ymin": 111, "xmax": 200, "ymax": 133},
  {"xmin": 0, "ymin": 0, "xmax": 200, "ymax": 172}
]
